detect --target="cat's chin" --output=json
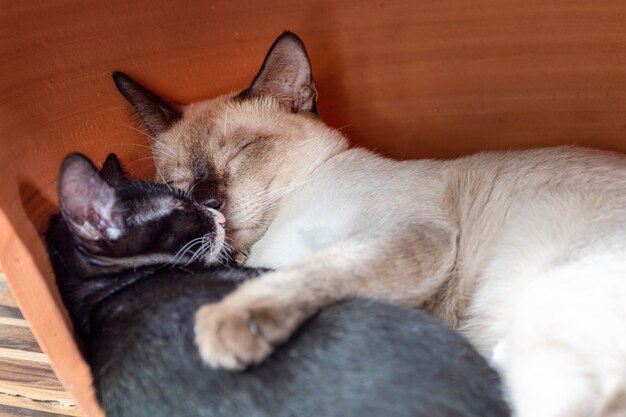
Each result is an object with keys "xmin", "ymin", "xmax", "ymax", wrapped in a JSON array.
[
  {"xmin": 202, "ymin": 225, "xmax": 227, "ymax": 265},
  {"xmin": 225, "ymin": 227, "xmax": 257, "ymax": 253}
]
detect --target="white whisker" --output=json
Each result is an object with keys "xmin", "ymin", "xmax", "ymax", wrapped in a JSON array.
[{"xmin": 171, "ymin": 237, "xmax": 205, "ymax": 264}]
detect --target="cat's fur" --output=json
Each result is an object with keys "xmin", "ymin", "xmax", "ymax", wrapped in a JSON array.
[
  {"xmin": 46, "ymin": 153, "xmax": 510, "ymax": 417},
  {"xmin": 113, "ymin": 32, "xmax": 626, "ymax": 417}
]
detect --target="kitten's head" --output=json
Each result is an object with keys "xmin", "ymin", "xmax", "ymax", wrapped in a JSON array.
[
  {"xmin": 56, "ymin": 153, "xmax": 227, "ymax": 270},
  {"xmin": 113, "ymin": 32, "xmax": 347, "ymax": 252}
]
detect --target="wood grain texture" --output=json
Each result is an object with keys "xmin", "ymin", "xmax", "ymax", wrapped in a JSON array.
[
  {"xmin": 0, "ymin": 270, "xmax": 81, "ymax": 417},
  {"xmin": 0, "ymin": 281, "xmax": 19, "ymax": 311},
  {"xmin": 0, "ymin": 327, "xmax": 43, "ymax": 353},
  {"xmin": 0, "ymin": 384, "xmax": 80, "ymax": 417},
  {"xmin": 0, "ymin": 403, "xmax": 77, "ymax": 417},
  {"xmin": 1, "ymin": 1, "xmax": 625, "ymax": 416},
  {"xmin": 0, "ymin": 360, "xmax": 65, "ymax": 392}
]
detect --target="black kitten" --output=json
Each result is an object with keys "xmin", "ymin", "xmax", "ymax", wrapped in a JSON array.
[{"xmin": 46, "ymin": 153, "xmax": 510, "ymax": 417}]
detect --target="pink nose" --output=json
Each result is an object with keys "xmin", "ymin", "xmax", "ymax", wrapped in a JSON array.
[{"xmin": 208, "ymin": 208, "xmax": 226, "ymax": 226}]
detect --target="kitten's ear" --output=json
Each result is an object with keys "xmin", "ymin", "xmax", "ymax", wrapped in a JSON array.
[
  {"xmin": 112, "ymin": 71, "xmax": 182, "ymax": 137},
  {"xmin": 100, "ymin": 153, "xmax": 126, "ymax": 185},
  {"xmin": 58, "ymin": 153, "xmax": 124, "ymax": 241},
  {"xmin": 242, "ymin": 31, "xmax": 317, "ymax": 113}
]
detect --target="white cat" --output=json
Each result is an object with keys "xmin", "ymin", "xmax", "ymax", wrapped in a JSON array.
[{"xmin": 114, "ymin": 32, "xmax": 626, "ymax": 417}]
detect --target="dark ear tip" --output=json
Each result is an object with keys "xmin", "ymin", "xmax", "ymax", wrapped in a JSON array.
[
  {"xmin": 104, "ymin": 153, "xmax": 120, "ymax": 164},
  {"xmin": 100, "ymin": 153, "xmax": 127, "ymax": 184},
  {"xmin": 112, "ymin": 71, "xmax": 128, "ymax": 81},
  {"xmin": 276, "ymin": 31, "xmax": 306, "ymax": 48},
  {"xmin": 278, "ymin": 31, "xmax": 303, "ymax": 42},
  {"xmin": 112, "ymin": 71, "xmax": 133, "ymax": 91}
]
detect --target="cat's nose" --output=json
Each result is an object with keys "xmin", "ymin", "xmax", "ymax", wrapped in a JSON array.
[{"xmin": 207, "ymin": 208, "xmax": 226, "ymax": 227}]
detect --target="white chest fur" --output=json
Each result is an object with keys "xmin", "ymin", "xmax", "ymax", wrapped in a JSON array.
[{"xmin": 245, "ymin": 148, "xmax": 447, "ymax": 268}]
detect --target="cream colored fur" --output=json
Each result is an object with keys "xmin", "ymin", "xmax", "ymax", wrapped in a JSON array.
[
  {"xmin": 130, "ymin": 35, "xmax": 626, "ymax": 417},
  {"xmin": 161, "ymin": 94, "xmax": 626, "ymax": 416}
]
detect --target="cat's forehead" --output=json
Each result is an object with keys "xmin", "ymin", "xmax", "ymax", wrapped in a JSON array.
[
  {"xmin": 131, "ymin": 194, "xmax": 183, "ymax": 225},
  {"xmin": 116, "ymin": 181, "xmax": 186, "ymax": 222},
  {"xmin": 188, "ymin": 97, "xmax": 279, "ymax": 138},
  {"xmin": 160, "ymin": 94, "xmax": 283, "ymax": 169}
]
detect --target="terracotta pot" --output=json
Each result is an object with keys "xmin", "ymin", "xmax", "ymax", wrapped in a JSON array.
[{"xmin": 1, "ymin": 1, "xmax": 625, "ymax": 415}]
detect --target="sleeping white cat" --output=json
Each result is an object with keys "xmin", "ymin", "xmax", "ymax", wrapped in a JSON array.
[{"xmin": 113, "ymin": 32, "xmax": 626, "ymax": 417}]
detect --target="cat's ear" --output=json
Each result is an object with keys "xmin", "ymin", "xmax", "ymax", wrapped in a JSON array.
[
  {"xmin": 58, "ymin": 153, "xmax": 124, "ymax": 242},
  {"xmin": 241, "ymin": 31, "xmax": 317, "ymax": 113},
  {"xmin": 100, "ymin": 153, "xmax": 127, "ymax": 185},
  {"xmin": 112, "ymin": 72, "xmax": 182, "ymax": 137}
]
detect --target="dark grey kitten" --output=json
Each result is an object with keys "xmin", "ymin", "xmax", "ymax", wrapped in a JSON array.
[{"xmin": 45, "ymin": 153, "xmax": 510, "ymax": 417}]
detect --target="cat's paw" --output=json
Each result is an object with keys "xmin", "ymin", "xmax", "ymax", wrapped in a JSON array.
[{"xmin": 194, "ymin": 295, "xmax": 315, "ymax": 370}]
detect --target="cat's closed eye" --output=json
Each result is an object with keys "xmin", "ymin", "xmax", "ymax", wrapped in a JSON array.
[
  {"xmin": 200, "ymin": 198, "xmax": 225, "ymax": 210},
  {"xmin": 226, "ymin": 141, "xmax": 254, "ymax": 166},
  {"xmin": 166, "ymin": 178, "xmax": 191, "ymax": 190}
]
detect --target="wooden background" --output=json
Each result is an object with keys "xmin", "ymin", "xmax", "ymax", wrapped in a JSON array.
[
  {"xmin": 1, "ymin": 1, "xmax": 625, "ymax": 415},
  {"xmin": 0, "ymin": 267, "xmax": 81, "ymax": 416}
]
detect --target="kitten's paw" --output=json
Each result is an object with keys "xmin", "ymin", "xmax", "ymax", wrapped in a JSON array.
[{"xmin": 194, "ymin": 297, "xmax": 315, "ymax": 370}]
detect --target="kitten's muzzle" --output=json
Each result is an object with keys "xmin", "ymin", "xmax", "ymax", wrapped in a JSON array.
[{"xmin": 207, "ymin": 208, "xmax": 226, "ymax": 227}]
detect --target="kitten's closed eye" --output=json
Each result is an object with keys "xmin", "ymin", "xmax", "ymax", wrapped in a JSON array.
[{"xmin": 200, "ymin": 198, "xmax": 225, "ymax": 211}]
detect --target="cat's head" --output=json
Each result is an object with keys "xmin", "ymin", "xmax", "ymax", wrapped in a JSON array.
[
  {"xmin": 113, "ymin": 31, "xmax": 347, "ymax": 252},
  {"xmin": 55, "ymin": 153, "xmax": 227, "ymax": 270}
]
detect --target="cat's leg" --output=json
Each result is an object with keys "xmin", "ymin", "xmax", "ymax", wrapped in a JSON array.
[
  {"xmin": 194, "ymin": 220, "xmax": 458, "ymax": 369},
  {"xmin": 502, "ymin": 261, "xmax": 626, "ymax": 417}
]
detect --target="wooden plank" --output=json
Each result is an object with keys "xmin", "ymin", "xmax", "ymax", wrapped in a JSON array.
[
  {"xmin": 0, "ymin": 384, "xmax": 74, "ymax": 406},
  {"xmin": 0, "ymin": 308, "xmax": 23, "ymax": 321},
  {"xmin": 0, "ymin": 359, "xmax": 65, "ymax": 392},
  {"xmin": 0, "ymin": 319, "xmax": 28, "ymax": 328},
  {"xmin": 0, "ymin": 326, "xmax": 42, "ymax": 353},
  {"xmin": 0, "ymin": 273, "xmax": 94, "ymax": 415},
  {"xmin": 0, "ymin": 403, "xmax": 75, "ymax": 417},
  {"xmin": 0, "ymin": 271, "xmax": 23, "ymax": 322},
  {"xmin": 0, "ymin": 384, "xmax": 80, "ymax": 416},
  {"xmin": 0, "ymin": 270, "xmax": 25, "ymax": 325},
  {"xmin": 0, "ymin": 273, "xmax": 18, "ymax": 310},
  {"xmin": 0, "ymin": 349, "xmax": 48, "ymax": 365},
  {"xmin": 0, "ymin": 270, "xmax": 27, "ymax": 327},
  {"xmin": 0, "ymin": 269, "xmax": 82, "ymax": 417}
]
